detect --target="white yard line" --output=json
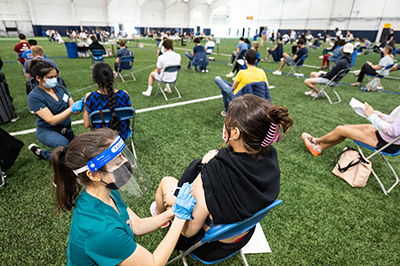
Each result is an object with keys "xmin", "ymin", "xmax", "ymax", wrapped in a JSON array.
[{"xmin": 10, "ymin": 95, "xmax": 222, "ymax": 136}]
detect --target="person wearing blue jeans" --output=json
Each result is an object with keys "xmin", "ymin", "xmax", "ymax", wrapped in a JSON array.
[
  {"xmin": 215, "ymin": 49, "xmax": 268, "ymax": 116},
  {"xmin": 27, "ymin": 60, "xmax": 83, "ymax": 160}
]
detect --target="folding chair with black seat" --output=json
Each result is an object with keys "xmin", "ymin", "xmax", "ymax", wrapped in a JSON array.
[
  {"xmin": 310, "ymin": 42, "xmax": 321, "ymax": 53},
  {"xmin": 117, "ymin": 55, "xmax": 136, "ymax": 82},
  {"xmin": 155, "ymin": 65, "xmax": 182, "ymax": 101},
  {"xmin": 166, "ymin": 199, "xmax": 283, "ymax": 266},
  {"xmin": 287, "ymin": 54, "xmax": 308, "ymax": 77},
  {"xmin": 91, "ymin": 49, "xmax": 105, "ymax": 63},
  {"xmin": 354, "ymin": 135, "xmax": 400, "ymax": 195},
  {"xmin": 88, "ymin": 107, "xmax": 137, "ymax": 158},
  {"xmin": 313, "ymin": 68, "xmax": 351, "ymax": 104},
  {"xmin": 364, "ymin": 63, "xmax": 394, "ymax": 91}
]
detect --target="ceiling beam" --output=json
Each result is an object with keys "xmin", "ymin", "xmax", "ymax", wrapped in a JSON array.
[{"xmin": 164, "ymin": 0, "xmax": 177, "ymax": 9}]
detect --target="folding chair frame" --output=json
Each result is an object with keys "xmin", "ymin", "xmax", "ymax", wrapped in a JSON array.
[
  {"xmin": 118, "ymin": 55, "xmax": 136, "ymax": 82},
  {"xmin": 314, "ymin": 68, "xmax": 351, "ymax": 104},
  {"xmin": 155, "ymin": 65, "xmax": 182, "ymax": 101},
  {"xmin": 354, "ymin": 135, "xmax": 400, "ymax": 195},
  {"xmin": 0, "ymin": 168, "xmax": 6, "ymax": 188},
  {"xmin": 287, "ymin": 54, "xmax": 308, "ymax": 78},
  {"xmin": 167, "ymin": 199, "xmax": 283, "ymax": 266},
  {"xmin": 88, "ymin": 107, "xmax": 137, "ymax": 158}
]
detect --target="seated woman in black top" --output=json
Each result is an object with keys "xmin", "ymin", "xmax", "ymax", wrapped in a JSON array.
[{"xmin": 153, "ymin": 94, "xmax": 293, "ymax": 261}]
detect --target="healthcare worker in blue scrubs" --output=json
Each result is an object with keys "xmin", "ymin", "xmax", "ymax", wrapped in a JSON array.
[
  {"xmin": 27, "ymin": 59, "xmax": 84, "ymax": 160},
  {"xmin": 52, "ymin": 128, "xmax": 196, "ymax": 266}
]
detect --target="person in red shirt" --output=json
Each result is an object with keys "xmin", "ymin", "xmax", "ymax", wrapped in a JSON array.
[{"xmin": 14, "ymin": 33, "xmax": 30, "ymax": 70}]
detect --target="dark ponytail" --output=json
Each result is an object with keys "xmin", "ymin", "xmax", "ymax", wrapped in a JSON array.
[
  {"xmin": 92, "ymin": 62, "xmax": 121, "ymax": 132},
  {"xmin": 52, "ymin": 128, "xmax": 118, "ymax": 214},
  {"xmin": 28, "ymin": 59, "xmax": 55, "ymax": 81},
  {"xmin": 226, "ymin": 94, "xmax": 293, "ymax": 154}
]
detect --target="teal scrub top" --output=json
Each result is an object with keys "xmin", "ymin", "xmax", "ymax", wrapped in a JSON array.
[{"xmin": 67, "ymin": 189, "xmax": 137, "ymax": 266}]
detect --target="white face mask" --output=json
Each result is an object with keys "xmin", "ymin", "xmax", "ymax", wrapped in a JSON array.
[{"xmin": 42, "ymin": 77, "xmax": 57, "ymax": 88}]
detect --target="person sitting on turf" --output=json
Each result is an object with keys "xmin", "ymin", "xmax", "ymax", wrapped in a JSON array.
[
  {"xmin": 264, "ymin": 37, "xmax": 283, "ymax": 62},
  {"xmin": 304, "ymin": 43, "xmax": 354, "ymax": 98},
  {"xmin": 153, "ymin": 94, "xmax": 293, "ymax": 262},
  {"xmin": 302, "ymin": 103, "xmax": 400, "ymax": 157},
  {"xmin": 83, "ymin": 62, "xmax": 132, "ymax": 140},
  {"xmin": 227, "ymin": 37, "xmax": 248, "ymax": 66},
  {"xmin": 88, "ymin": 35, "xmax": 106, "ymax": 67},
  {"xmin": 350, "ymin": 46, "xmax": 393, "ymax": 87},
  {"xmin": 185, "ymin": 37, "xmax": 208, "ymax": 72},
  {"xmin": 114, "ymin": 40, "xmax": 134, "ymax": 76},
  {"xmin": 272, "ymin": 38, "xmax": 308, "ymax": 75},
  {"xmin": 142, "ymin": 39, "xmax": 181, "ymax": 97},
  {"xmin": 215, "ymin": 49, "xmax": 269, "ymax": 116}
]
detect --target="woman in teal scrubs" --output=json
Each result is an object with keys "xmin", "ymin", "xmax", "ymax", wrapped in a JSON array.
[{"xmin": 52, "ymin": 128, "xmax": 196, "ymax": 266}]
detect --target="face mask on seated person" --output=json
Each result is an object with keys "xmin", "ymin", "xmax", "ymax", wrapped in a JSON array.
[{"xmin": 42, "ymin": 78, "xmax": 57, "ymax": 88}]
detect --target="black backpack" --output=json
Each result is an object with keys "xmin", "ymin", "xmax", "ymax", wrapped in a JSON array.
[{"xmin": 0, "ymin": 72, "xmax": 17, "ymax": 123}]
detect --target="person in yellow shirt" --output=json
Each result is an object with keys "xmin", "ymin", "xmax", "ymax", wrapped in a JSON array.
[{"xmin": 214, "ymin": 49, "xmax": 269, "ymax": 116}]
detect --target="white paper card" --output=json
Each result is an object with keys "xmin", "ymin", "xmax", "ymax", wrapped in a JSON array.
[
  {"xmin": 349, "ymin": 98, "xmax": 380, "ymax": 118},
  {"xmin": 241, "ymin": 223, "xmax": 271, "ymax": 254},
  {"xmin": 63, "ymin": 93, "xmax": 69, "ymax": 103}
]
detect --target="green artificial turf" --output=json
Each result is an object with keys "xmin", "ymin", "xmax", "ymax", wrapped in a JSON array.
[{"xmin": 0, "ymin": 36, "xmax": 400, "ymax": 265}]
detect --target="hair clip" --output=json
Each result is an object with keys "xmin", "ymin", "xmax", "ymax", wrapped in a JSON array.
[{"xmin": 261, "ymin": 123, "xmax": 282, "ymax": 147}]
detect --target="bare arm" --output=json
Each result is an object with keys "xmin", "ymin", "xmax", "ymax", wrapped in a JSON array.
[
  {"xmin": 232, "ymin": 80, "xmax": 239, "ymax": 91},
  {"xmin": 119, "ymin": 218, "xmax": 187, "ymax": 266},
  {"xmin": 83, "ymin": 92, "xmax": 91, "ymax": 128},
  {"xmin": 127, "ymin": 208, "xmax": 174, "ymax": 236}
]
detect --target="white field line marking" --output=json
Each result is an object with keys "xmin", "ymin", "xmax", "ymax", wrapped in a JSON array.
[{"xmin": 10, "ymin": 95, "xmax": 222, "ymax": 136}]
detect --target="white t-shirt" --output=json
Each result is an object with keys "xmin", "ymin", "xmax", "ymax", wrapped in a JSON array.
[
  {"xmin": 376, "ymin": 55, "xmax": 393, "ymax": 76},
  {"xmin": 158, "ymin": 41, "xmax": 165, "ymax": 54},
  {"xmin": 205, "ymin": 41, "xmax": 215, "ymax": 52},
  {"xmin": 157, "ymin": 51, "xmax": 181, "ymax": 82}
]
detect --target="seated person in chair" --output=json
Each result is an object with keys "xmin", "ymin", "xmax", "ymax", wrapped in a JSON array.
[
  {"xmin": 304, "ymin": 43, "xmax": 354, "ymax": 98},
  {"xmin": 205, "ymin": 37, "xmax": 215, "ymax": 54},
  {"xmin": 153, "ymin": 94, "xmax": 293, "ymax": 262},
  {"xmin": 114, "ymin": 40, "xmax": 134, "ymax": 76},
  {"xmin": 228, "ymin": 37, "xmax": 248, "ymax": 66},
  {"xmin": 83, "ymin": 62, "xmax": 132, "ymax": 141},
  {"xmin": 263, "ymin": 37, "xmax": 283, "ymax": 62},
  {"xmin": 320, "ymin": 39, "xmax": 346, "ymax": 69},
  {"xmin": 14, "ymin": 33, "xmax": 30, "ymax": 71},
  {"xmin": 88, "ymin": 35, "xmax": 106, "ymax": 66},
  {"xmin": 185, "ymin": 37, "xmax": 208, "ymax": 72},
  {"xmin": 142, "ymin": 39, "xmax": 181, "ymax": 97},
  {"xmin": 215, "ymin": 49, "xmax": 269, "ymax": 116},
  {"xmin": 272, "ymin": 38, "xmax": 307, "ymax": 75},
  {"xmin": 350, "ymin": 46, "xmax": 393, "ymax": 87},
  {"xmin": 302, "ymin": 103, "xmax": 400, "ymax": 157}
]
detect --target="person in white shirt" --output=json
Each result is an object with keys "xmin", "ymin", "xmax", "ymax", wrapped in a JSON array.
[
  {"xmin": 205, "ymin": 37, "xmax": 215, "ymax": 53},
  {"xmin": 142, "ymin": 39, "xmax": 181, "ymax": 96}
]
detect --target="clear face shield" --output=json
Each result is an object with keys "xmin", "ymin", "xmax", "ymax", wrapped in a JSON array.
[{"xmin": 73, "ymin": 136, "xmax": 150, "ymax": 202}]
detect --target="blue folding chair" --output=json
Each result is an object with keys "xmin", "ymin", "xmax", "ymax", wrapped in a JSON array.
[
  {"xmin": 287, "ymin": 54, "xmax": 308, "ymax": 77},
  {"xmin": 351, "ymin": 50, "xmax": 358, "ymax": 67},
  {"xmin": 88, "ymin": 107, "xmax": 137, "ymax": 158},
  {"xmin": 365, "ymin": 63, "xmax": 394, "ymax": 90},
  {"xmin": 91, "ymin": 49, "xmax": 105, "ymax": 63},
  {"xmin": 354, "ymin": 135, "xmax": 400, "ymax": 195},
  {"xmin": 156, "ymin": 65, "xmax": 182, "ymax": 101},
  {"xmin": 167, "ymin": 199, "xmax": 283, "ymax": 266},
  {"xmin": 117, "ymin": 55, "xmax": 136, "ymax": 82}
]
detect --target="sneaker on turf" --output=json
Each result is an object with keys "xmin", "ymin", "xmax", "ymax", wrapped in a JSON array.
[
  {"xmin": 11, "ymin": 116, "xmax": 19, "ymax": 122},
  {"xmin": 272, "ymin": 70, "xmax": 282, "ymax": 75},
  {"xmin": 226, "ymin": 72, "xmax": 234, "ymax": 77},
  {"xmin": 304, "ymin": 90, "xmax": 314, "ymax": 96},
  {"xmin": 150, "ymin": 201, "xmax": 170, "ymax": 228},
  {"xmin": 221, "ymin": 111, "xmax": 226, "ymax": 117},
  {"xmin": 227, "ymin": 63, "xmax": 233, "ymax": 66},
  {"xmin": 301, "ymin": 133, "xmax": 321, "ymax": 157},
  {"xmin": 142, "ymin": 90, "xmax": 151, "ymax": 96},
  {"xmin": 164, "ymin": 87, "xmax": 172, "ymax": 93},
  {"xmin": 28, "ymin": 143, "xmax": 45, "ymax": 160}
]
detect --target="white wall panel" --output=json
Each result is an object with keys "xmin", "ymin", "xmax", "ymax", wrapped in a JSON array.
[{"xmin": 0, "ymin": 0, "xmax": 31, "ymax": 21}]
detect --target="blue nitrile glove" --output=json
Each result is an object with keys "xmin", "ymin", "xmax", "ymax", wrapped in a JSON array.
[
  {"xmin": 71, "ymin": 100, "xmax": 83, "ymax": 113},
  {"xmin": 172, "ymin": 182, "xmax": 196, "ymax": 220},
  {"xmin": 81, "ymin": 97, "xmax": 85, "ymax": 103}
]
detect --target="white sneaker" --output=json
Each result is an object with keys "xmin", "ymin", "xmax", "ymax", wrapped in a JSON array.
[
  {"xmin": 319, "ymin": 55, "xmax": 323, "ymax": 59},
  {"xmin": 226, "ymin": 72, "xmax": 234, "ymax": 77},
  {"xmin": 272, "ymin": 70, "xmax": 282, "ymax": 75},
  {"xmin": 280, "ymin": 58, "xmax": 284, "ymax": 62},
  {"xmin": 304, "ymin": 90, "xmax": 314, "ymax": 96},
  {"xmin": 150, "ymin": 201, "xmax": 170, "ymax": 228},
  {"xmin": 205, "ymin": 70, "xmax": 209, "ymax": 73},
  {"xmin": 164, "ymin": 87, "xmax": 172, "ymax": 93},
  {"xmin": 310, "ymin": 92, "xmax": 318, "ymax": 97},
  {"xmin": 221, "ymin": 111, "xmax": 226, "ymax": 116},
  {"xmin": 142, "ymin": 90, "xmax": 151, "ymax": 96},
  {"xmin": 227, "ymin": 63, "xmax": 233, "ymax": 66},
  {"xmin": 268, "ymin": 86, "xmax": 275, "ymax": 89}
]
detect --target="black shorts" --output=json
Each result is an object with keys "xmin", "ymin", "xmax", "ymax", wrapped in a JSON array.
[{"xmin": 375, "ymin": 131, "xmax": 400, "ymax": 154}]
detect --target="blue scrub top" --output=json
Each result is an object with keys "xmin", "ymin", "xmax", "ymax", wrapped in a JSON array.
[
  {"xmin": 27, "ymin": 84, "xmax": 71, "ymax": 129},
  {"xmin": 67, "ymin": 189, "xmax": 137, "ymax": 266}
]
